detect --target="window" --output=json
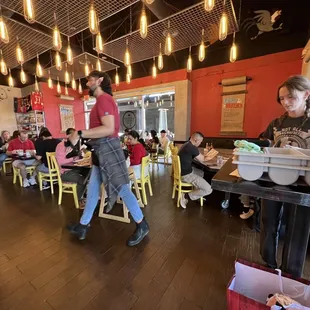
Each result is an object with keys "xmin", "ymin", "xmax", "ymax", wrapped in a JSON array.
[{"xmin": 84, "ymin": 98, "xmax": 96, "ymax": 129}]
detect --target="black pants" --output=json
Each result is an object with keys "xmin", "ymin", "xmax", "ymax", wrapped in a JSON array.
[
  {"xmin": 260, "ymin": 199, "xmax": 310, "ymax": 277},
  {"xmin": 61, "ymin": 170, "xmax": 88, "ymax": 200}
]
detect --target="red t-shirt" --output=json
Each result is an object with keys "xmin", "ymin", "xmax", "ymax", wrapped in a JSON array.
[
  {"xmin": 7, "ymin": 138, "xmax": 35, "ymax": 152},
  {"xmin": 128, "ymin": 143, "xmax": 147, "ymax": 166},
  {"xmin": 89, "ymin": 93, "xmax": 120, "ymax": 137}
]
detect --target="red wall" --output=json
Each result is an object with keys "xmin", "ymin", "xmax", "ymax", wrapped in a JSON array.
[
  {"xmin": 190, "ymin": 48, "xmax": 303, "ymax": 137},
  {"xmin": 40, "ymin": 82, "xmax": 85, "ymax": 138}
]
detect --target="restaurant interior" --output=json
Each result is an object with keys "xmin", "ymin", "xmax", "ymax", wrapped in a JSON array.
[{"xmin": 0, "ymin": 0, "xmax": 310, "ymax": 309}]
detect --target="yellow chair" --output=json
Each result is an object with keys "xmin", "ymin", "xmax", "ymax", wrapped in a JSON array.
[
  {"xmin": 158, "ymin": 142, "xmax": 171, "ymax": 165},
  {"xmin": 171, "ymin": 155, "xmax": 203, "ymax": 208},
  {"xmin": 136, "ymin": 155, "xmax": 153, "ymax": 205},
  {"xmin": 2, "ymin": 158, "xmax": 12, "ymax": 174},
  {"xmin": 170, "ymin": 145, "xmax": 179, "ymax": 176},
  {"xmin": 13, "ymin": 165, "xmax": 36, "ymax": 186},
  {"xmin": 150, "ymin": 143, "xmax": 159, "ymax": 168},
  {"xmin": 51, "ymin": 155, "xmax": 79, "ymax": 209},
  {"xmin": 37, "ymin": 152, "xmax": 59, "ymax": 194}
]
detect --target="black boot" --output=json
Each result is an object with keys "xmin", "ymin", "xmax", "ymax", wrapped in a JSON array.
[
  {"xmin": 126, "ymin": 218, "xmax": 149, "ymax": 247},
  {"xmin": 67, "ymin": 223, "xmax": 90, "ymax": 240}
]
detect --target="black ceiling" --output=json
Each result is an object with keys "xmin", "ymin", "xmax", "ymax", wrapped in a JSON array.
[{"xmin": 1, "ymin": 0, "xmax": 309, "ymax": 89}]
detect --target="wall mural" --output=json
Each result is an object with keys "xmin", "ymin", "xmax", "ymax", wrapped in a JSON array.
[{"xmin": 242, "ymin": 10, "xmax": 283, "ymax": 40}]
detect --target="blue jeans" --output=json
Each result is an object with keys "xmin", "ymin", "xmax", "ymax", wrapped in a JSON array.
[
  {"xmin": 80, "ymin": 165, "xmax": 144, "ymax": 225},
  {"xmin": 0, "ymin": 153, "xmax": 7, "ymax": 168},
  {"xmin": 37, "ymin": 163, "xmax": 49, "ymax": 173}
]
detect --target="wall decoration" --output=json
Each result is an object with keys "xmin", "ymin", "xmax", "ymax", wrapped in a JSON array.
[
  {"xmin": 30, "ymin": 91, "xmax": 44, "ymax": 111},
  {"xmin": 59, "ymin": 104, "xmax": 75, "ymax": 132},
  {"xmin": 0, "ymin": 87, "xmax": 8, "ymax": 101},
  {"xmin": 242, "ymin": 10, "xmax": 283, "ymax": 40},
  {"xmin": 122, "ymin": 111, "xmax": 136, "ymax": 129}
]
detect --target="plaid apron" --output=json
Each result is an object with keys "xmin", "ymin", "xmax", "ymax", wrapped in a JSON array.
[{"xmin": 92, "ymin": 137, "xmax": 129, "ymax": 211}]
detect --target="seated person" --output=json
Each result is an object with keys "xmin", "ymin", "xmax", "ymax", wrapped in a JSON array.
[
  {"xmin": 55, "ymin": 128, "xmax": 88, "ymax": 208},
  {"xmin": 35, "ymin": 127, "xmax": 50, "ymax": 151},
  {"xmin": 7, "ymin": 130, "xmax": 38, "ymax": 187},
  {"xmin": 147, "ymin": 130, "xmax": 160, "ymax": 153},
  {"xmin": 0, "ymin": 130, "xmax": 11, "ymax": 168},
  {"xmin": 159, "ymin": 129, "xmax": 170, "ymax": 155},
  {"xmin": 127, "ymin": 130, "xmax": 148, "ymax": 179},
  {"xmin": 120, "ymin": 128, "xmax": 129, "ymax": 145},
  {"xmin": 35, "ymin": 130, "xmax": 61, "ymax": 189},
  {"xmin": 178, "ymin": 132, "xmax": 212, "ymax": 208}
]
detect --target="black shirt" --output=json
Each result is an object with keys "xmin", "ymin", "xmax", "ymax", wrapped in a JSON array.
[
  {"xmin": 178, "ymin": 141, "xmax": 200, "ymax": 176},
  {"xmin": 36, "ymin": 138, "xmax": 61, "ymax": 167}
]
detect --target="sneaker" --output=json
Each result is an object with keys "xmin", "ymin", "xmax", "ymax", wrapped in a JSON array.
[
  {"xmin": 67, "ymin": 223, "xmax": 90, "ymax": 240},
  {"xmin": 42, "ymin": 183, "xmax": 50, "ymax": 190},
  {"xmin": 180, "ymin": 193, "xmax": 188, "ymax": 209},
  {"xmin": 127, "ymin": 218, "xmax": 149, "ymax": 247},
  {"xmin": 23, "ymin": 179, "xmax": 30, "ymax": 188},
  {"xmin": 240, "ymin": 209, "xmax": 254, "ymax": 219},
  {"xmin": 28, "ymin": 177, "xmax": 37, "ymax": 186}
]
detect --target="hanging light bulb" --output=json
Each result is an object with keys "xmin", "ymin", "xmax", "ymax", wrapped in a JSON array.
[
  {"xmin": 187, "ymin": 46, "xmax": 192, "ymax": 73},
  {"xmin": 89, "ymin": 1, "xmax": 99, "ymax": 35},
  {"xmin": 128, "ymin": 64, "xmax": 132, "ymax": 78},
  {"xmin": 165, "ymin": 21, "xmax": 172, "ymax": 56},
  {"xmin": 96, "ymin": 32, "xmax": 104, "ymax": 54},
  {"xmin": 126, "ymin": 72, "xmax": 131, "ymax": 84},
  {"xmin": 55, "ymin": 51, "xmax": 62, "ymax": 71},
  {"xmin": 8, "ymin": 69, "xmax": 13, "ymax": 87},
  {"xmin": 204, "ymin": 0, "xmax": 215, "ymax": 12},
  {"xmin": 0, "ymin": 16, "xmax": 9, "ymax": 44},
  {"xmin": 47, "ymin": 70, "xmax": 53, "ymax": 89},
  {"xmin": 67, "ymin": 37, "xmax": 73, "ymax": 65},
  {"xmin": 198, "ymin": 29, "xmax": 206, "ymax": 62},
  {"xmin": 56, "ymin": 77, "xmax": 61, "ymax": 94},
  {"xmin": 23, "ymin": 0, "xmax": 35, "ymax": 23},
  {"xmin": 124, "ymin": 38, "xmax": 131, "ymax": 67},
  {"xmin": 64, "ymin": 64, "xmax": 70, "ymax": 84},
  {"xmin": 145, "ymin": 0, "xmax": 155, "ymax": 3},
  {"xmin": 16, "ymin": 40, "xmax": 24, "ymax": 65},
  {"xmin": 96, "ymin": 57, "xmax": 101, "ymax": 71},
  {"xmin": 78, "ymin": 79, "xmax": 83, "ymax": 94},
  {"xmin": 0, "ymin": 50, "xmax": 8, "ymax": 75},
  {"xmin": 20, "ymin": 66, "xmax": 26, "ymax": 84},
  {"xmin": 139, "ymin": 4, "xmax": 148, "ymax": 39},
  {"xmin": 71, "ymin": 73, "xmax": 77, "ymax": 90},
  {"xmin": 34, "ymin": 75, "xmax": 39, "ymax": 92},
  {"xmin": 65, "ymin": 84, "xmax": 68, "ymax": 95},
  {"xmin": 84, "ymin": 56, "xmax": 90, "ymax": 76},
  {"xmin": 152, "ymin": 57, "xmax": 157, "ymax": 79},
  {"xmin": 36, "ymin": 54, "xmax": 43, "ymax": 77},
  {"xmin": 115, "ymin": 68, "xmax": 120, "ymax": 86},
  {"xmin": 230, "ymin": 33, "xmax": 237, "ymax": 63},
  {"xmin": 219, "ymin": 12, "xmax": 228, "ymax": 41},
  {"xmin": 53, "ymin": 24, "xmax": 62, "ymax": 51},
  {"xmin": 158, "ymin": 43, "xmax": 163, "ymax": 70}
]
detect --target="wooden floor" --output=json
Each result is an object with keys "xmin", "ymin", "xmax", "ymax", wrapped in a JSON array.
[{"xmin": 0, "ymin": 165, "xmax": 309, "ymax": 310}]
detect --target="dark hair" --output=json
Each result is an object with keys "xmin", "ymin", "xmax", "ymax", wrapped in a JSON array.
[
  {"xmin": 66, "ymin": 128, "xmax": 75, "ymax": 135},
  {"xmin": 88, "ymin": 70, "xmax": 113, "ymax": 96},
  {"xmin": 41, "ymin": 130, "xmax": 52, "ymax": 138},
  {"xmin": 123, "ymin": 149, "xmax": 129, "ymax": 160},
  {"xmin": 160, "ymin": 130, "xmax": 166, "ymax": 134},
  {"xmin": 12, "ymin": 130, "xmax": 19, "ymax": 139},
  {"xmin": 150, "ymin": 130, "xmax": 157, "ymax": 139},
  {"xmin": 124, "ymin": 129, "xmax": 129, "ymax": 133},
  {"xmin": 192, "ymin": 131, "xmax": 204, "ymax": 139},
  {"xmin": 128, "ymin": 130, "xmax": 140, "ymax": 140},
  {"xmin": 277, "ymin": 75, "xmax": 310, "ymax": 127},
  {"xmin": 39, "ymin": 127, "xmax": 49, "ymax": 135}
]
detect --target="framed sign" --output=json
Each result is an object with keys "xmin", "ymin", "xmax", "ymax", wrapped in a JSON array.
[
  {"xmin": 122, "ymin": 111, "xmax": 136, "ymax": 129},
  {"xmin": 59, "ymin": 104, "xmax": 75, "ymax": 132}
]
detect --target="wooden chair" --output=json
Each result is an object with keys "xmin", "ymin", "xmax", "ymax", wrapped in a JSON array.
[
  {"xmin": 37, "ymin": 152, "xmax": 58, "ymax": 194},
  {"xmin": 13, "ymin": 165, "xmax": 36, "ymax": 186},
  {"xmin": 158, "ymin": 142, "xmax": 171, "ymax": 165},
  {"xmin": 136, "ymin": 155, "xmax": 153, "ymax": 205},
  {"xmin": 51, "ymin": 155, "xmax": 79, "ymax": 209},
  {"xmin": 170, "ymin": 145, "xmax": 179, "ymax": 176},
  {"xmin": 171, "ymin": 155, "xmax": 203, "ymax": 208},
  {"xmin": 150, "ymin": 143, "xmax": 159, "ymax": 168},
  {"xmin": 2, "ymin": 158, "xmax": 12, "ymax": 174}
]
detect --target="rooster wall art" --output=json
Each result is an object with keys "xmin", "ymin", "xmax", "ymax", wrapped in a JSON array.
[{"xmin": 242, "ymin": 9, "xmax": 283, "ymax": 40}]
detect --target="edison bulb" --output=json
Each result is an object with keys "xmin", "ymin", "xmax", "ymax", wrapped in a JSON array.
[
  {"xmin": 89, "ymin": 2, "xmax": 99, "ymax": 35},
  {"xmin": 96, "ymin": 32, "xmax": 104, "ymax": 54},
  {"xmin": 65, "ymin": 85, "xmax": 68, "ymax": 95},
  {"xmin": 230, "ymin": 42, "xmax": 237, "ymax": 63},
  {"xmin": 72, "ymin": 78, "xmax": 77, "ymax": 90},
  {"xmin": 0, "ymin": 55, "xmax": 8, "ymax": 75},
  {"xmin": 48, "ymin": 78, "xmax": 53, "ymax": 89},
  {"xmin": 158, "ymin": 46, "xmax": 163, "ymax": 70},
  {"xmin": 78, "ymin": 79, "xmax": 83, "ymax": 94},
  {"xmin": 0, "ymin": 17, "xmax": 9, "ymax": 44},
  {"xmin": 20, "ymin": 67, "xmax": 26, "ymax": 84},
  {"xmin": 36, "ymin": 56, "xmax": 43, "ymax": 77},
  {"xmin": 152, "ymin": 63, "xmax": 157, "ymax": 79},
  {"xmin": 84, "ymin": 63, "xmax": 90, "ymax": 76},
  {"xmin": 204, "ymin": 0, "xmax": 215, "ymax": 12},
  {"xmin": 115, "ymin": 70, "xmax": 120, "ymax": 86},
  {"xmin": 16, "ymin": 42, "xmax": 24, "ymax": 65},
  {"xmin": 187, "ymin": 51, "xmax": 192, "ymax": 73},
  {"xmin": 8, "ymin": 70, "xmax": 14, "ymax": 87},
  {"xmin": 23, "ymin": 0, "xmax": 35, "ymax": 23},
  {"xmin": 128, "ymin": 65, "xmax": 132, "ymax": 78},
  {"xmin": 67, "ymin": 41, "xmax": 73, "ymax": 65},
  {"xmin": 124, "ymin": 47, "xmax": 130, "ymax": 67},
  {"xmin": 219, "ymin": 13, "xmax": 228, "ymax": 41},
  {"xmin": 56, "ymin": 77, "xmax": 61, "ymax": 94},
  {"xmin": 126, "ymin": 73, "xmax": 130, "ymax": 84},
  {"xmin": 53, "ymin": 25, "xmax": 62, "ymax": 51},
  {"xmin": 96, "ymin": 58, "xmax": 101, "ymax": 71},
  {"xmin": 64, "ymin": 69, "xmax": 70, "ymax": 84},
  {"xmin": 139, "ymin": 6, "xmax": 148, "ymax": 39},
  {"xmin": 165, "ymin": 32, "xmax": 172, "ymax": 56},
  {"xmin": 55, "ymin": 51, "xmax": 62, "ymax": 71},
  {"xmin": 34, "ymin": 77, "xmax": 39, "ymax": 92},
  {"xmin": 198, "ymin": 42, "xmax": 205, "ymax": 62}
]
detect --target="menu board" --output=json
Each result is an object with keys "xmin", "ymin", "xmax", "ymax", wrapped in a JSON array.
[{"xmin": 59, "ymin": 104, "xmax": 75, "ymax": 132}]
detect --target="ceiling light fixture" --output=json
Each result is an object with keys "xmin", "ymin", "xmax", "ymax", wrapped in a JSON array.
[
  {"xmin": 115, "ymin": 68, "xmax": 120, "ymax": 86},
  {"xmin": 0, "ymin": 50, "xmax": 8, "ymax": 75},
  {"xmin": 23, "ymin": 0, "xmax": 35, "ymax": 23},
  {"xmin": 96, "ymin": 32, "xmax": 104, "ymax": 54},
  {"xmin": 55, "ymin": 51, "xmax": 62, "ymax": 71},
  {"xmin": 78, "ymin": 78, "xmax": 83, "ymax": 94},
  {"xmin": 204, "ymin": 0, "xmax": 215, "ymax": 12},
  {"xmin": 229, "ymin": 32, "xmax": 237, "ymax": 63},
  {"xmin": 57, "ymin": 76, "xmax": 61, "ymax": 94},
  {"xmin": 8, "ymin": 68, "xmax": 13, "ymax": 87},
  {"xmin": 165, "ymin": 21, "xmax": 172, "ymax": 56},
  {"xmin": 187, "ymin": 46, "xmax": 192, "ymax": 73},
  {"xmin": 36, "ymin": 54, "xmax": 43, "ymax": 77},
  {"xmin": 48, "ymin": 70, "xmax": 53, "ymax": 89},
  {"xmin": 20, "ymin": 65, "xmax": 26, "ymax": 84},
  {"xmin": 139, "ymin": 3, "xmax": 148, "ymax": 39},
  {"xmin": 198, "ymin": 29, "xmax": 206, "ymax": 62},
  {"xmin": 158, "ymin": 43, "xmax": 163, "ymax": 70},
  {"xmin": 89, "ymin": 1, "xmax": 99, "ymax": 35},
  {"xmin": 16, "ymin": 39, "xmax": 24, "ymax": 65},
  {"xmin": 152, "ymin": 57, "xmax": 157, "ymax": 79}
]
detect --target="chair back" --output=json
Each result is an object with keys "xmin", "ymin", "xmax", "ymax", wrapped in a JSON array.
[
  {"xmin": 141, "ymin": 155, "xmax": 150, "ymax": 178},
  {"xmin": 50, "ymin": 154, "xmax": 63, "ymax": 187},
  {"xmin": 172, "ymin": 155, "xmax": 181, "ymax": 183},
  {"xmin": 164, "ymin": 141, "xmax": 171, "ymax": 157},
  {"xmin": 171, "ymin": 146, "xmax": 179, "ymax": 156},
  {"xmin": 46, "ymin": 152, "xmax": 57, "ymax": 173}
]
